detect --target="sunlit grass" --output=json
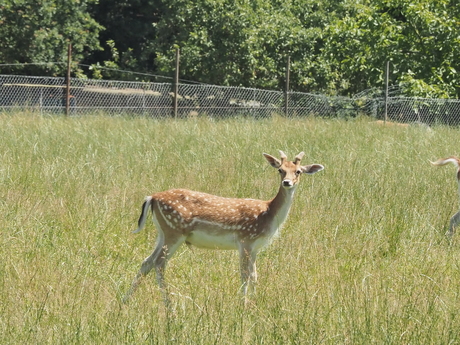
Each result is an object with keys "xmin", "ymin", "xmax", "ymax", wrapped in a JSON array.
[{"xmin": 1, "ymin": 112, "xmax": 460, "ymax": 343}]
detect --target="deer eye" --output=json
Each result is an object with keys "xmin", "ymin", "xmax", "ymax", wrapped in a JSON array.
[
  {"xmin": 278, "ymin": 168, "xmax": 284, "ymax": 174},
  {"xmin": 296, "ymin": 169, "xmax": 302, "ymax": 175}
]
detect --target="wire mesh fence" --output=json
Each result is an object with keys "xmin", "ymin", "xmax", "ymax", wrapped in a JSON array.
[{"xmin": 1, "ymin": 74, "xmax": 460, "ymax": 125}]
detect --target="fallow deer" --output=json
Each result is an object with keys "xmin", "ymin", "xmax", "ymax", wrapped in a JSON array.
[
  {"xmin": 431, "ymin": 156, "xmax": 460, "ymax": 236},
  {"xmin": 123, "ymin": 151, "xmax": 324, "ymax": 304}
]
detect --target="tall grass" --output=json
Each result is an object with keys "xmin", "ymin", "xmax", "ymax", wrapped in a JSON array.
[{"xmin": 1, "ymin": 112, "xmax": 460, "ymax": 343}]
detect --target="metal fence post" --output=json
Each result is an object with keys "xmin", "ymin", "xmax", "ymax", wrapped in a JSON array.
[
  {"xmin": 173, "ymin": 48, "xmax": 180, "ymax": 118},
  {"xmin": 285, "ymin": 56, "xmax": 290, "ymax": 117},
  {"xmin": 65, "ymin": 43, "xmax": 72, "ymax": 116},
  {"xmin": 384, "ymin": 60, "xmax": 389, "ymax": 124}
]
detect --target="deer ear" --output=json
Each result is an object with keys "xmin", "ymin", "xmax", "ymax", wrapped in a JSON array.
[
  {"xmin": 263, "ymin": 153, "xmax": 282, "ymax": 168},
  {"xmin": 301, "ymin": 164, "xmax": 324, "ymax": 174}
]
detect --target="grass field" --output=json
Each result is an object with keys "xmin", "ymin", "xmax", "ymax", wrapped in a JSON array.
[{"xmin": 2, "ymin": 112, "xmax": 460, "ymax": 343}]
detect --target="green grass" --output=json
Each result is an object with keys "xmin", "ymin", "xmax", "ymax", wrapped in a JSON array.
[{"xmin": 2, "ymin": 112, "xmax": 460, "ymax": 343}]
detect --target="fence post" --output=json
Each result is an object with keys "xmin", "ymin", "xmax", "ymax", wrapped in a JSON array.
[
  {"xmin": 65, "ymin": 43, "xmax": 72, "ymax": 116},
  {"xmin": 384, "ymin": 60, "xmax": 389, "ymax": 124},
  {"xmin": 284, "ymin": 56, "xmax": 290, "ymax": 116},
  {"xmin": 173, "ymin": 48, "xmax": 180, "ymax": 118}
]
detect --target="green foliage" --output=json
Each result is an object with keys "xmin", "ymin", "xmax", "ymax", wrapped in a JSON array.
[
  {"xmin": 86, "ymin": 0, "xmax": 162, "ymax": 77},
  {"xmin": 313, "ymin": 0, "xmax": 460, "ymax": 97},
  {"xmin": 0, "ymin": 0, "xmax": 103, "ymax": 76},
  {"xmin": 153, "ymin": 0, "xmax": 336, "ymax": 90},
  {"xmin": 1, "ymin": 0, "xmax": 459, "ymax": 97},
  {"xmin": 150, "ymin": 0, "xmax": 460, "ymax": 97},
  {"xmin": 2, "ymin": 113, "xmax": 460, "ymax": 342},
  {"xmin": 88, "ymin": 40, "xmax": 141, "ymax": 80}
]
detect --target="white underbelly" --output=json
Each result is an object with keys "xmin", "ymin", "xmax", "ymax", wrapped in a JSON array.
[{"xmin": 186, "ymin": 230, "xmax": 238, "ymax": 250}]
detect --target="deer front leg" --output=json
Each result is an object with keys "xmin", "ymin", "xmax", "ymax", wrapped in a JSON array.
[
  {"xmin": 449, "ymin": 210, "xmax": 460, "ymax": 237},
  {"xmin": 238, "ymin": 243, "xmax": 258, "ymax": 303}
]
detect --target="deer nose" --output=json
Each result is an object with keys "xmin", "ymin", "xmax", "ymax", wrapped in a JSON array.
[{"xmin": 282, "ymin": 179, "xmax": 293, "ymax": 187}]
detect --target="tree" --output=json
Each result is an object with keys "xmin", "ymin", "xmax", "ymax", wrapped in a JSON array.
[
  {"xmin": 2, "ymin": 0, "xmax": 458, "ymax": 97},
  {"xmin": 85, "ymin": 0, "xmax": 162, "ymax": 79},
  {"xmin": 153, "ymin": 0, "xmax": 333, "ymax": 90},
  {"xmin": 0, "ymin": 0, "xmax": 102, "ymax": 76},
  {"xmin": 318, "ymin": 0, "xmax": 460, "ymax": 97},
  {"xmin": 151, "ymin": 0, "xmax": 460, "ymax": 97}
]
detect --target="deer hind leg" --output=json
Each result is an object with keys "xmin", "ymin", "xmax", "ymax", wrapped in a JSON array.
[
  {"xmin": 153, "ymin": 234, "xmax": 186, "ymax": 291},
  {"xmin": 123, "ymin": 230, "xmax": 165, "ymax": 303},
  {"xmin": 448, "ymin": 210, "xmax": 460, "ymax": 237},
  {"xmin": 238, "ymin": 243, "xmax": 258, "ymax": 303},
  {"xmin": 124, "ymin": 230, "xmax": 187, "ymax": 306}
]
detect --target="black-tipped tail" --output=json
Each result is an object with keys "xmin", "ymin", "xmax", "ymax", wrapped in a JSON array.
[{"xmin": 132, "ymin": 196, "xmax": 152, "ymax": 233}]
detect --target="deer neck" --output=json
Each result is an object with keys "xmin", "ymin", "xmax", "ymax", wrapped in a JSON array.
[{"xmin": 266, "ymin": 185, "xmax": 297, "ymax": 231}]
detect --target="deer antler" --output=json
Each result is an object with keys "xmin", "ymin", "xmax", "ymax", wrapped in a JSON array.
[
  {"xmin": 294, "ymin": 152, "xmax": 305, "ymax": 165},
  {"xmin": 279, "ymin": 150, "xmax": 287, "ymax": 164}
]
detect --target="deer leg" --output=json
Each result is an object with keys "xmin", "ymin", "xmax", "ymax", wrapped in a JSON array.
[
  {"xmin": 123, "ymin": 230, "xmax": 165, "ymax": 303},
  {"xmin": 448, "ymin": 210, "xmax": 460, "ymax": 237},
  {"xmin": 238, "ymin": 243, "xmax": 258, "ymax": 300},
  {"xmin": 152, "ymin": 234, "xmax": 186, "ymax": 306},
  {"xmin": 153, "ymin": 235, "xmax": 186, "ymax": 289}
]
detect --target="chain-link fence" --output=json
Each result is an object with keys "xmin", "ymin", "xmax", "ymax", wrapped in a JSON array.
[{"xmin": 1, "ymin": 74, "xmax": 460, "ymax": 125}]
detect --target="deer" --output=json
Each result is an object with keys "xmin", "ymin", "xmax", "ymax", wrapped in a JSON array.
[
  {"xmin": 431, "ymin": 156, "xmax": 460, "ymax": 237},
  {"xmin": 123, "ymin": 151, "xmax": 324, "ymax": 305}
]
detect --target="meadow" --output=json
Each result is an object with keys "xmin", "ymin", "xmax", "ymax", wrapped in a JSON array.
[{"xmin": 1, "ymin": 112, "xmax": 460, "ymax": 344}]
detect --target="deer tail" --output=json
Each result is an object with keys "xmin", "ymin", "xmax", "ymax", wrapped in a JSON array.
[{"xmin": 132, "ymin": 196, "xmax": 153, "ymax": 233}]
